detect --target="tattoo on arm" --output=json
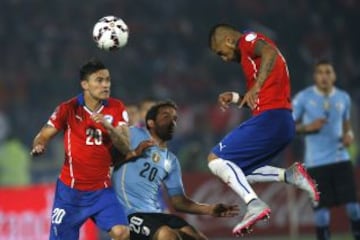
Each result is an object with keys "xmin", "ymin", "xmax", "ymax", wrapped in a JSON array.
[
  {"xmin": 253, "ymin": 40, "xmax": 267, "ymax": 57},
  {"xmin": 108, "ymin": 127, "xmax": 131, "ymax": 155},
  {"xmin": 253, "ymin": 40, "xmax": 278, "ymax": 87}
]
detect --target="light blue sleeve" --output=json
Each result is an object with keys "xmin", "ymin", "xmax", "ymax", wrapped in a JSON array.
[
  {"xmin": 129, "ymin": 126, "xmax": 149, "ymax": 149},
  {"xmin": 343, "ymin": 92, "xmax": 351, "ymax": 121},
  {"xmin": 163, "ymin": 156, "xmax": 185, "ymax": 197},
  {"xmin": 292, "ymin": 91, "xmax": 305, "ymax": 121}
]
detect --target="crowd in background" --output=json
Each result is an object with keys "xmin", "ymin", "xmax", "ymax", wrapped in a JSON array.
[{"xmin": 0, "ymin": 0, "xmax": 360, "ymax": 185}]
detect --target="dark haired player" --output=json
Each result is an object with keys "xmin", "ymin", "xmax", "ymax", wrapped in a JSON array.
[
  {"xmin": 112, "ymin": 101, "xmax": 239, "ymax": 240},
  {"xmin": 31, "ymin": 58, "xmax": 148, "ymax": 240},
  {"xmin": 293, "ymin": 60, "xmax": 360, "ymax": 240},
  {"xmin": 207, "ymin": 24, "xmax": 319, "ymax": 235}
]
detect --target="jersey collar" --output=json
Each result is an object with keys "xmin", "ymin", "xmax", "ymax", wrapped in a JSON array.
[
  {"xmin": 313, "ymin": 86, "xmax": 336, "ymax": 97},
  {"xmin": 76, "ymin": 93, "xmax": 109, "ymax": 107}
]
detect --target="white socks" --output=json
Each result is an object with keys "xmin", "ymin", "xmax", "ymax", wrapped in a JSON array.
[
  {"xmin": 208, "ymin": 158, "xmax": 258, "ymax": 204},
  {"xmin": 246, "ymin": 166, "xmax": 285, "ymax": 184}
]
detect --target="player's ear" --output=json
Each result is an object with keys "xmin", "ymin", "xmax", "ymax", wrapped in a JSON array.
[
  {"xmin": 147, "ymin": 119, "xmax": 155, "ymax": 129},
  {"xmin": 225, "ymin": 37, "xmax": 236, "ymax": 49},
  {"xmin": 81, "ymin": 80, "xmax": 88, "ymax": 90}
]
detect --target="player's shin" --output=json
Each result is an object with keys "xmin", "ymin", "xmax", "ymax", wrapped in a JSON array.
[
  {"xmin": 246, "ymin": 166, "xmax": 285, "ymax": 184},
  {"xmin": 346, "ymin": 203, "xmax": 360, "ymax": 240},
  {"xmin": 314, "ymin": 208, "xmax": 330, "ymax": 240},
  {"xmin": 208, "ymin": 158, "xmax": 257, "ymax": 204}
]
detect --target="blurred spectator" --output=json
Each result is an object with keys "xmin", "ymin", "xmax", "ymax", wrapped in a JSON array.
[
  {"xmin": 126, "ymin": 104, "xmax": 140, "ymax": 126},
  {"xmin": 0, "ymin": 0, "xmax": 359, "ymax": 178},
  {"xmin": 0, "ymin": 112, "xmax": 30, "ymax": 186}
]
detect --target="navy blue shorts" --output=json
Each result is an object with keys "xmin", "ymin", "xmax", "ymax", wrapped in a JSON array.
[
  {"xmin": 49, "ymin": 179, "xmax": 127, "ymax": 240},
  {"xmin": 212, "ymin": 109, "xmax": 295, "ymax": 175}
]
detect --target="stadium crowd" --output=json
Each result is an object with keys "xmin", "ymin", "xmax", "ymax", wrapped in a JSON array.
[{"xmin": 0, "ymin": 0, "xmax": 359, "ymax": 184}]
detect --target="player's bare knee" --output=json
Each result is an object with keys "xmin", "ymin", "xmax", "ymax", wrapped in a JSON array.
[
  {"xmin": 207, "ymin": 152, "xmax": 218, "ymax": 162},
  {"xmin": 154, "ymin": 226, "xmax": 180, "ymax": 240},
  {"xmin": 109, "ymin": 225, "xmax": 130, "ymax": 240}
]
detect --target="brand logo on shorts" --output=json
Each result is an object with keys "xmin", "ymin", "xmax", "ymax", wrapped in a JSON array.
[
  {"xmin": 219, "ymin": 142, "xmax": 226, "ymax": 151},
  {"xmin": 141, "ymin": 226, "xmax": 151, "ymax": 236}
]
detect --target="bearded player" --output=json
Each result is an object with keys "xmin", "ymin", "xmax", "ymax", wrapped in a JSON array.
[
  {"xmin": 30, "ymin": 58, "xmax": 150, "ymax": 240},
  {"xmin": 207, "ymin": 24, "xmax": 320, "ymax": 236}
]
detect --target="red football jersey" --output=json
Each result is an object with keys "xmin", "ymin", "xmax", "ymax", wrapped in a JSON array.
[
  {"xmin": 48, "ymin": 94, "xmax": 129, "ymax": 191},
  {"xmin": 238, "ymin": 32, "xmax": 292, "ymax": 115}
]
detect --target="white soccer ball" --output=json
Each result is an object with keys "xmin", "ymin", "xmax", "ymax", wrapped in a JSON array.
[{"xmin": 92, "ymin": 16, "xmax": 129, "ymax": 51}]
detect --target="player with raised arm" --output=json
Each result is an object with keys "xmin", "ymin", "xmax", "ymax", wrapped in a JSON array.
[
  {"xmin": 112, "ymin": 101, "xmax": 239, "ymax": 240},
  {"xmin": 207, "ymin": 24, "xmax": 320, "ymax": 236},
  {"xmin": 31, "ymin": 58, "xmax": 150, "ymax": 240},
  {"xmin": 293, "ymin": 60, "xmax": 360, "ymax": 240}
]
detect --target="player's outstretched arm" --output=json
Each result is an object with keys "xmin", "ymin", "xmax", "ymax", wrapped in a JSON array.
[
  {"xmin": 31, "ymin": 124, "xmax": 59, "ymax": 156},
  {"xmin": 170, "ymin": 195, "xmax": 239, "ymax": 217}
]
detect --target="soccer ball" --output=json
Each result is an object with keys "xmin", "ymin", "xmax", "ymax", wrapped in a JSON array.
[{"xmin": 92, "ymin": 16, "xmax": 129, "ymax": 51}]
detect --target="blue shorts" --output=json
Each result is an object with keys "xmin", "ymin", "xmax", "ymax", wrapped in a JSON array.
[
  {"xmin": 212, "ymin": 109, "xmax": 295, "ymax": 175},
  {"xmin": 49, "ymin": 179, "xmax": 127, "ymax": 240}
]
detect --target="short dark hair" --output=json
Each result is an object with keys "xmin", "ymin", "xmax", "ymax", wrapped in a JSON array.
[
  {"xmin": 145, "ymin": 100, "xmax": 178, "ymax": 129},
  {"xmin": 208, "ymin": 23, "xmax": 237, "ymax": 48},
  {"xmin": 80, "ymin": 58, "xmax": 106, "ymax": 80},
  {"xmin": 314, "ymin": 59, "xmax": 334, "ymax": 68}
]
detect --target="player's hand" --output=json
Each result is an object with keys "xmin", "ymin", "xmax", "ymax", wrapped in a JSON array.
[
  {"xmin": 91, "ymin": 113, "xmax": 112, "ymax": 128},
  {"xmin": 30, "ymin": 144, "xmax": 45, "ymax": 156},
  {"xmin": 210, "ymin": 203, "xmax": 240, "ymax": 217},
  {"xmin": 305, "ymin": 118, "xmax": 327, "ymax": 133},
  {"xmin": 125, "ymin": 140, "xmax": 155, "ymax": 161},
  {"xmin": 218, "ymin": 92, "xmax": 234, "ymax": 111},
  {"xmin": 218, "ymin": 91, "xmax": 246, "ymax": 111},
  {"xmin": 342, "ymin": 132, "xmax": 354, "ymax": 147},
  {"xmin": 240, "ymin": 84, "xmax": 260, "ymax": 109}
]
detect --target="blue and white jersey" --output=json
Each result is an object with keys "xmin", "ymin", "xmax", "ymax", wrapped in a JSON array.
[
  {"xmin": 292, "ymin": 86, "xmax": 351, "ymax": 167},
  {"xmin": 112, "ymin": 127, "xmax": 184, "ymax": 216}
]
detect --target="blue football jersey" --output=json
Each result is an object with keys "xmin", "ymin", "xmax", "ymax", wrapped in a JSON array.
[
  {"xmin": 112, "ymin": 127, "xmax": 184, "ymax": 216},
  {"xmin": 292, "ymin": 86, "xmax": 351, "ymax": 167}
]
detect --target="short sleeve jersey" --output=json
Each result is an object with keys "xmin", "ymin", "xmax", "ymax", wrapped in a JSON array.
[
  {"xmin": 48, "ymin": 94, "xmax": 129, "ymax": 190},
  {"xmin": 238, "ymin": 32, "xmax": 292, "ymax": 115},
  {"xmin": 112, "ymin": 127, "xmax": 185, "ymax": 216},
  {"xmin": 292, "ymin": 86, "xmax": 351, "ymax": 167}
]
